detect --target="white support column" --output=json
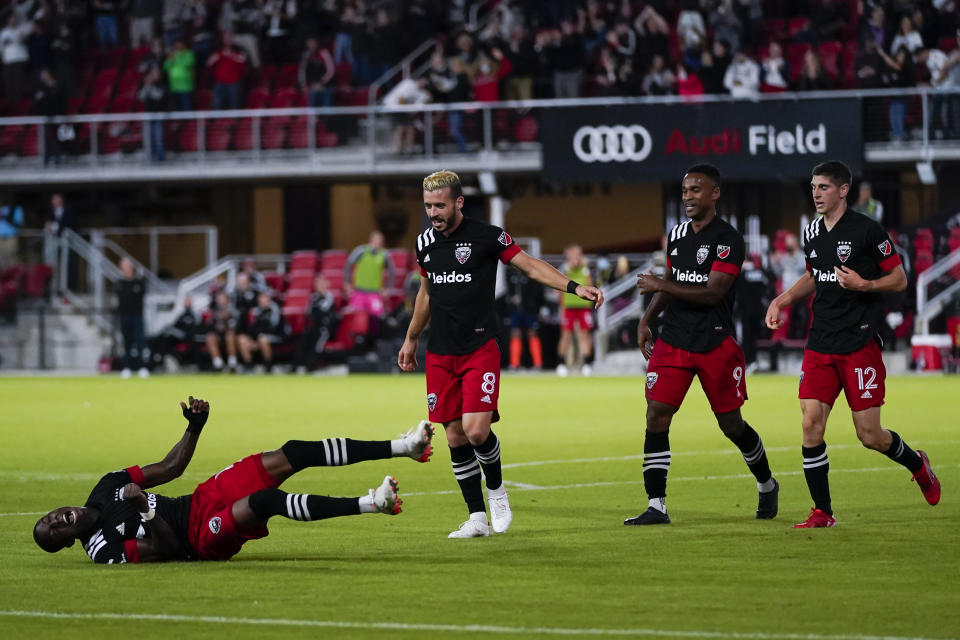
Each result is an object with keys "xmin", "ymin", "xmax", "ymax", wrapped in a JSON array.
[{"xmin": 481, "ymin": 172, "xmax": 509, "ymax": 299}]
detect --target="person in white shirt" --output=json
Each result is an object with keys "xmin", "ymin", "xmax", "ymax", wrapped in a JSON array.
[
  {"xmin": 723, "ymin": 50, "xmax": 760, "ymax": 98},
  {"xmin": 761, "ymin": 42, "xmax": 788, "ymax": 92},
  {"xmin": 919, "ymin": 45, "xmax": 957, "ymax": 138},
  {"xmin": 382, "ymin": 77, "xmax": 432, "ymax": 155},
  {"xmin": 889, "ymin": 15, "xmax": 924, "ymax": 55},
  {"xmin": 0, "ymin": 13, "xmax": 32, "ymax": 101}
]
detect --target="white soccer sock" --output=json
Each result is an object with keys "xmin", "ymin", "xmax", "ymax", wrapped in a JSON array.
[
  {"xmin": 469, "ymin": 511, "xmax": 488, "ymax": 524},
  {"xmin": 649, "ymin": 497, "xmax": 667, "ymax": 514},
  {"xmin": 389, "ymin": 438, "xmax": 406, "ymax": 456},
  {"xmin": 758, "ymin": 478, "xmax": 776, "ymax": 493},
  {"xmin": 487, "ymin": 484, "xmax": 507, "ymax": 498},
  {"xmin": 358, "ymin": 491, "xmax": 376, "ymax": 514}
]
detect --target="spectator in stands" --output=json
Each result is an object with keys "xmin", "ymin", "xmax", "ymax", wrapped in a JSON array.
[
  {"xmin": 220, "ymin": 0, "xmax": 262, "ymax": 68},
  {"xmin": 344, "ymin": 230, "xmax": 395, "ymax": 320},
  {"xmin": 859, "ymin": 5, "xmax": 890, "ymax": 52},
  {"xmin": 544, "ymin": 20, "xmax": 586, "ymax": 98},
  {"xmin": 677, "ymin": 0, "xmax": 707, "ymax": 65},
  {"xmin": 164, "ymin": 38, "xmax": 195, "ymax": 110},
  {"xmin": 207, "ymin": 31, "xmax": 248, "ymax": 110},
  {"xmin": 699, "ymin": 39, "xmax": 731, "ymax": 94},
  {"xmin": 139, "ymin": 37, "xmax": 165, "ymax": 74},
  {"xmin": 232, "ymin": 270, "xmax": 258, "ymax": 337},
  {"xmin": 50, "ymin": 21, "xmax": 74, "ymax": 98},
  {"xmin": 333, "ymin": 3, "xmax": 361, "ymax": 66},
  {"xmin": 0, "ymin": 194, "xmax": 24, "ymax": 270},
  {"xmin": 769, "ymin": 233, "xmax": 808, "ymax": 340},
  {"xmin": 912, "ymin": 7, "xmax": 936, "ymax": 50},
  {"xmin": 116, "ymin": 257, "xmax": 149, "ymax": 379},
  {"xmin": 187, "ymin": 0, "xmax": 217, "ymax": 65},
  {"xmin": 761, "ymin": 42, "xmax": 789, "ymax": 92},
  {"xmin": 710, "ymin": 0, "xmax": 742, "ymax": 55},
  {"xmin": 795, "ymin": 0, "xmax": 847, "ymax": 44},
  {"xmin": 1, "ymin": 13, "xmax": 32, "ymax": 103},
  {"xmin": 130, "ymin": 0, "xmax": 160, "ymax": 48},
  {"xmin": 35, "ymin": 68, "xmax": 65, "ymax": 166},
  {"xmin": 890, "ymin": 15, "xmax": 924, "ymax": 56},
  {"xmin": 594, "ymin": 46, "xmax": 620, "ymax": 96},
  {"xmin": 238, "ymin": 290, "xmax": 286, "ymax": 373},
  {"xmin": 855, "ymin": 37, "xmax": 885, "ymax": 89},
  {"xmin": 640, "ymin": 54, "xmax": 675, "ymax": 96},
  {"xmin": 382, "ymin": 76, "xmax": 431, "ymax": 155},
  {"xmin": 676, "ymin": 61, "xmax": 705, "ymax": 95},
  {"xmin": 368, "ymin": 8, "xmax": 399, "ymax": 82},
  {"xmin": 882, "ymin": 45, "xmax": 917, "ymax": 142},
  {"xmin": 855, "ymin": 181, "xmax": 885, "ymax": 224},
  {"xmin": 723, "ymin": 48, "xmax": 760, "ymax": 97},
  {"xmin": 473, "ymin": 48, "xmax": 510, "ymax": 102},
  {"xmin": 241, "ymin": 257, "xmax": 266, "ymax": 291},
  {"xmin": 933, "ymin": 34, "xmax": 960, "ymax": 138},
  {"xmin": 795, "ymin": 50, "xmax": 832, "ymax": 91},
  {"xmin": 294, "ymin": 274, "xmax": 339, "ymax": 373},
  {"xmin": 43, "ymin": 192, "xmax": 77, "ymax": 284},
  {"xmin": 162, "ymin": 0, "xmax": 189, "ymax": 47},
  {"xmin": 607, "ymin": 18, "xmax": 637, "ymax": 65},
  {"xmin": 148, "ymin": 295, "xmax": 202, "ymax": 370},
  {"xmin": 263, "ymin": 0, "xmax": 297, "ymax": 64},
  {"xmin": 206, "ymin": 290, "xmax": 239, "ymax": 371},
  {"xmin": 299, "ymin": 37, "xmax": 335, "ymax": 108},
  {"xmin": 915, "ymin": 46, "xmax": 951, "ymax": 138},
  {"xmin": 503, "ymin": 27, "xmax": 538, "ymax": 100},
  {"xmin": 90, "ymin": 0, "xmax": 122, "ymax": 50},
  {"xmin": 427, "ymin": 52, "xmax": 469, "ymax": 152},
  {"xmin": 634, "ymin": 4, "xmax": 670, "ymax": 61},
  {"xmin": 138, "ymin": 66, "xmax": 168, "ymax": 162},
  {"xmin": 27, "ymin": 2, "xmax": 54, "ymax": 72}
]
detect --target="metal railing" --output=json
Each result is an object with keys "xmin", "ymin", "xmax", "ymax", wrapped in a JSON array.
[
  {"xmin": 915, "ymin": 247, "xmax": 960, "ymax": 334},
  {"xmin": 594, "ymin": 259, "xmax": 656, "ymax": 361},
  {"xmin": 367, "ymin": 38, "xmax": 440, "ymax": 105}
]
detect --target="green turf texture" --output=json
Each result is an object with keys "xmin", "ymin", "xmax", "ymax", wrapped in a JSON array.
[{"xmin": 0, "ymin": 374, "xmax": 956, "ymax": 639}]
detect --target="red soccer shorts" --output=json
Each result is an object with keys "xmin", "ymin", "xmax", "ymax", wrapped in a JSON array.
[
  {"xmin": 188, "ymin": 453, "xmax": 281, "ymax": 561},
  {"xmin": 425, "ymin": 338, "xmax": 501, "ymax": 424},
  {"xmin": 799, "ymin": 339, "xmax": 886, "ymax": 411},
  {"xmin": 645, "ymin": 336, "xmax": 747, "ymax": 414},
  {"xmin": 562, "ymin": 308, "xmax": 594, "ymax": 331}
]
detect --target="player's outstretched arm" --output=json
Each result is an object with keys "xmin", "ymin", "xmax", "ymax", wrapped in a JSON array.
[
  {"xmin": 765, "ymin": 272, "xmax": 815, "ymax": 329},
  {"xmin": 398, "ymin": 278, "xmax": 431, "ymax": 371},
  {"xmin": 137, "ymin": 396, "xmax": 209, "ymax": 489},
  {"xmin": 509, "ymin": 251, "xmax": 605, "ymax": 309}
]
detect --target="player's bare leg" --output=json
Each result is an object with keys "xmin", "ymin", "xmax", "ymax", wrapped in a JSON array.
[
  {"xmin": 625, "ymin": 400, "xmax": 674, "ymax": 525},
  {"xmin": 206, "ymin": 332, "xmax": 224, "ymax": 370},
  {"xmin": 715, "ymin": 409, "xmax": 778, "ymax": 519},
  {"xmin": 258, "ymin": 336, "xmax": 273, "ymax": 371},
  {"xmin": 852, "ymin": 407, "xmax": 940, "ymax": 505},
  {"xmin": 556, "ymin": 329, "xmax": 572, "ymax": 376},
  {"xmin": 577, "ymin": 326, "xmax": 593, "ymax": 375},
  {"xmin": 224, "ymin": 330, "xmax": 239, "ymax": 370},
  {"xmin": 238, "ymin": 334, "xmax": 255, "ymax": 369},
  {"xmin": 795, "ymin": 399, "xmax": 836, "ymax": 528}
]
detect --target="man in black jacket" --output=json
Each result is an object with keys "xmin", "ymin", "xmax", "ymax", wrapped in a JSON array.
[{"xmin": 117, "ymin": 258, "xmax": 149, "ymax": 379}]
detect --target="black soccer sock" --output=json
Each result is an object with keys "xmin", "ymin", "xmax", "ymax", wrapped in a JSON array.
[
  {"xmin": 730, "ymin": 422, "xmax": 773, "ymax": 484},
  {"xmin": 883, "ymin": 430, "xmax": 923, "ymax": 473},
  {"xmin": 802, "ymin": 443, "xmax": 832, "ymax": 515},
  {"xmin": 643, "ymin": 430, "xmax": 671, "ymax": 501},
  {"xmin": 281, "ymin": 438, "xmax": 391, "ymax": 472},
  {"xmin": 248, "ymin": 488, "xmax": 360, "ymax": 521},
  {"xmin": 473, "ymin": 431, "xmax": 503, "ymax": 490},
  {"xmin": 450, "ymin": 443, "xmax": 486, "ymax": 514}
]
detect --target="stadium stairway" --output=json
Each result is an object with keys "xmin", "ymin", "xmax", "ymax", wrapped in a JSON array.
[{"xmin": 0, "ymin": 300, "xmax": 112, "ymax": 372}]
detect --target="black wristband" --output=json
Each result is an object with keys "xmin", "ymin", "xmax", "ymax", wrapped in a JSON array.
[{"xmin": 566, "ymin": 280, "xmax": 580, "ymax": 294}]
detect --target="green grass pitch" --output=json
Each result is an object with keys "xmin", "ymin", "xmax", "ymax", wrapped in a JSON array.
[{"xmin": 0, "ymin": 374, "xmax": 957, "ymax": 639}]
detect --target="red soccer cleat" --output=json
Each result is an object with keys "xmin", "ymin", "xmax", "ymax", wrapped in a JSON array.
[
  {"xmin": 911, "ymin": 450, "xmax": 941, "ymax": 506},
  {"xmin": 793, "ymin": 508, "xmax": 836, "ymax": 528}
]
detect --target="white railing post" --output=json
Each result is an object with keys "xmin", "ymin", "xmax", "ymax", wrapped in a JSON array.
[{"xmin": 206, "ymin": 227, "xmax": 218, "ymax": 268}]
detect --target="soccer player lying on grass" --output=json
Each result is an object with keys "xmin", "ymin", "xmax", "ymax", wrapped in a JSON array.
[{"xmin": 32, "ymin": 397, "xmax": 435, "ymax": 563}]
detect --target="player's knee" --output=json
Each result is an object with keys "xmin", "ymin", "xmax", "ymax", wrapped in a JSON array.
[
  {"xmin": 645, "ymin": 405, "xmax": 673, "ymax": 432},
  {"xmin": 856, "ymin": 429, "xmax": 885, "ymax": 451},
  {"xmin": 248, "ymin": 487, "xmax": 286, "ymax": 519}
]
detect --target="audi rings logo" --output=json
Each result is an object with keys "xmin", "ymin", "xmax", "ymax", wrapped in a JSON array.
[{"xmin": 572, "ymin": 125, "xmax": 653, "ymax": 163}]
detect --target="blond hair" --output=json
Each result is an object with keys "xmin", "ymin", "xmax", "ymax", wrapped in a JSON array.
[{"xmin": 422, "ymin": 170, "xmax": 462, "ymax": 199}]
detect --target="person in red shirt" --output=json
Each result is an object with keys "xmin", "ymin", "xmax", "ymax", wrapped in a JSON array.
[{"xmin": 207, "ymin": 31, "xmax": 248, "ymax": 110}]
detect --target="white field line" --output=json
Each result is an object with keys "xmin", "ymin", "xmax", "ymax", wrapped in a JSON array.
[{"xmin": 0, "ymin": 610, "xmax": 952, "ymax": 640}]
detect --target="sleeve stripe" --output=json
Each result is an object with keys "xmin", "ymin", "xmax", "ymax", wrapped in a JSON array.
[
  {"xmin": 499, "ymin": 244, "xmax": 522, "ymax": 264},
  {"xmin": 125, "ymin": 466, "xmax": 145, "ymax": 485},
  {"xmin": 419, "ymin": 267, "xmax": 427, "ymax": 277},
  {"xmin": 124, "ymin": 539, "xmax": 140, "ymax": 564},
  {"xmin": 666, "ymin": 258, "xmax": 671, "ymax": 271},
  {"xmin": 806, "ymin": 261, "xmax": 812, "ymax": 273},
  {"xmin": 879, "ymin": 254, "xmax": 902, "ymax": 272},
  {"xmin": 711, "ymin": 262, "xmax": 740, "ymax": 276}
]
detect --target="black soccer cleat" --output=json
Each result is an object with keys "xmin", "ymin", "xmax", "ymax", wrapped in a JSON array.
[
  {"xmin": 624, "ymin": 507, "xmax": 671, "ymax": 526},
  {"xmin": 756, "ymin": 478, "xmax": 780, "ymax": 520}
]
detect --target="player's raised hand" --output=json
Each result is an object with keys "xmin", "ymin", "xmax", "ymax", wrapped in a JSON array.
[
  {"xmin": 120, "ymin": 482, "xmax": 148, "ymax": 511},
  {"xmin": 765, "ymin": 300, "xmax": 783, "ymax": 330},
  {"xmin": 397, "ymin": 338, "xmax": 418, "ymax": 372},
  {"xmin": 180, "ymin": 396, "xmax": 209, "ymax": 434},
  {"xmin": 576, "ymin": 284, "xmax": 605, "ymax": 309},
  {"xmin": 834, "ymin": 265, "xmax": 867, "ymax": 291}
]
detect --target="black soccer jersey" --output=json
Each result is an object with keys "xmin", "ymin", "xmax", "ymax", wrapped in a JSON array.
[
  {"xmin": 801, "ymin": 210, "xmax": 902, "ymax": 354},
  {"xmin": 660, "ymin": 216, "xmax": 745, "ymax": 353},
  {"xmin": 80, "ymin": 467, "xmax": 193, "ymax": 564},
  {"xmin": 416, "ymin": 217, "xmax": 521, "ymax": 355}
]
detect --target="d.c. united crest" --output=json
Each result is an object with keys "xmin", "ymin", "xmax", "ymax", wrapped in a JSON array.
[
  {"xmin": 837, "ymin": 242, "xmax": 852, "ymax": 263},
  {"xmin": 646, "ymin": 372, "xmax": 658, "ymax": 389},
  {"xmin": 427, "ymin": 393, "xmax": 438, "ymax": 411},
  {"xmin": 455, "ymin": 245, "xmax": 471, "ymax": 264},
  {"xmin": 696, "ymin": 246, "xmax": 709, "ymax": 264}
]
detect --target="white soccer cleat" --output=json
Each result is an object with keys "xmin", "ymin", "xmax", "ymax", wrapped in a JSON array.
[
  {"xmin": 400, "ymin": 420, "xmax": 435, "ymax": 462},
  {"xmin": 121, "ymin": 368, "xmax": 132, "ymax": 379},
  {"xmin": 138, "ymin": 367, "xmax": 150, "ymax": 379},
  {"xmin": 556, "ymin": 364, "xmax": 569, "ymax": 377},
  {"xmin": 488, "ymin": 489, "xmax": 513, "ymax": 533},
  {"xmin": 372, "ymin": 475, "xmax": 402, "ymax": 515},
  {"xmin": 447, "ymin": 518, "xmax": 490, "ymax": 538}
]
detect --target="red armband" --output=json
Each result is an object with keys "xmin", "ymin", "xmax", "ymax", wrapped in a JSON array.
[
  {"xmin": 499, "ymin": 244, "xmax": 521, "ymax": 264},
  {"xmin": 125, "ymin": 466, "xmax": 145, "ymax": 485},
  {"xmin": 124, "ymin": 539, "xmax": 140, "ymax": 563},
  {"xmin": 711, "ymin": 261, "xmax": 740, "ymax": 277}
]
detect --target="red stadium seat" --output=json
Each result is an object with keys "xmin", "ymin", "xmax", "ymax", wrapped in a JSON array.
[
  {"xmin": 514, "ymin": 116, "xmax": 538, "ymax": 142},
  {"xmin": 195, "ymin": 89, "xmax": 213, "ymax": 111},
  {"xmin": 940, "ymin": 37, "xmax": 958, "ymax": 54},
  {"xmin": 178, "ymin": 122, "xmax": 199, "ymax": 152},
  {"xmin": 206, "ymin": 119, "xmax": 234, "ymax": 151},
  {"xmin": 842, "ymin": 40, "xmax": 858, "ymax": 88},
  {"xmin": 20, "ymin": 126, "xmax": 39, "ymax": 156},
  {"xmin": 786, "ymin": 43, "xmax": 813, "ymax": 82},
  {"xmin": 320, "ymin": 268, "xmax": 343, "ymax": 291},
  {"xmin": 787, "ymin": 17, "xmax": 810, "ymax": 39},
  {"xmin": 290, "ymin": 250, "xmax": 319, "ymax": 272},
  {"xmin": 817, "ymin": 41, "xmax": 842, "ymax": 81},
  {"xmin": 246, "ymin": 88, "xmax": 270, "ymax": 109},
  {"xmin": 276, "ymin": 64, "xmax": 300, "ymax": 89},
  {"xmin": 913, "ymin": 233, "xmax": 933, "ymax": 252},
  {"xmin": 324, "ymin": 310, "xmax": 370, "ymax": 353},
  {"xmin": 316, "ymin": 129, "xmax": 338, "ymax": 148},
  {"xmin": 321, "ymin": 249, "xmax": 347, "ymax": 271},
  {"xmin": 255, "ymin": 65, "xmax": 277, "ymax": 91},
  {"xmin": 262, "ymin": 119, "xmax": 288, "ymax": 149},
  {"xmin": 287, "ymin": 269, "xmax": 315, "ymax": 292},
  {"xmin": 763, "ymin": 18, "xmax": 786, "ymax": 42},
  {"xmin": 914, "ymin": 250, "xmax": 935, "ymax": 275},
  {"xmin": 233, "ymin": 121, "xmax": 253, "ymax": 150},
  {"xmin": 24, "ymin": 263, "xmax": 53, "ymax": 297},
  {"xmin": 388, "ymin": 249, "xmax": 411, "ymax": 273},
  {"xmin": 264, "ymin": 272, "xmax": 286, "ymax": 293}
]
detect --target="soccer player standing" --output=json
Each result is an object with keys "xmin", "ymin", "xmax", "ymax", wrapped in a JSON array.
[
  {"xmin": 766, "ymin": 161, "xmax": 940, "ymax": 528},
  {"xmin": 630, "ymin": 164, "xmax": 779, "ymax": 525},
  {"xmin": 398, "ymin": 170, "xmax": 604, "ymax": 538}
]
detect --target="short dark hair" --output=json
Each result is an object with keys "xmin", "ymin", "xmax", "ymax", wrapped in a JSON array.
[
  {"xmin": 33, "ymin": 519, "xmax": 63, "ymax": 553},
  {"xmin": 812, "ymin": 160, "xmax": 852, "ymax": 187},
  {"xmin": 685, "ymin": 163, "xmax": 722, "ymax": 188}
]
